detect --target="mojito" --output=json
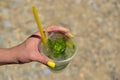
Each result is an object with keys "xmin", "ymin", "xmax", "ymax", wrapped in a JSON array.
[{"xmin": 39, "ymin": 32, "xmax": 76, "ymax": 71}]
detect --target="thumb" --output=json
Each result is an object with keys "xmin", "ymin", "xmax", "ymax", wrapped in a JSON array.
[{"xmin": 35, "ymin": 53, "xmax": 55, "ymax": 68}]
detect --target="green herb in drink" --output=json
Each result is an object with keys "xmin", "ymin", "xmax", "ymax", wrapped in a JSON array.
[
  {"xmin": 46, "ymin": 33, "xmax": 75, "ymax": 61},
  {"xmin": 48, "ymin": 37, "xmax": 66, "ymax": 58}
]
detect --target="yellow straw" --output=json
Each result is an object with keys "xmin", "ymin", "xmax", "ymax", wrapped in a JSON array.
[{"xmin": 32, "ymin": 6, "xmax": 47, "ymax": 46}]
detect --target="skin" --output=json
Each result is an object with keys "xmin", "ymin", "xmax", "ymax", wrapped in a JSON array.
[{"xmin": 0, "ymin": 26, "xmax": 72, "ymax": 65}]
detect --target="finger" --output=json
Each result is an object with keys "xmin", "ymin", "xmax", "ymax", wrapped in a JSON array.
[
  {"xmin": 33, "ymin": 25, "xmax": 73, "ymax": 38},
  {"xmin": 35, "ymin": 53, "xmax": 51, "ymax": 64},
  {"xmin": 64, "ymin": 32, "xmax": 73, "ymax": 38},
  {"xmin": 34, "ymin": 25, "xmax": 68, "ymax": 35},
  {"xmin": 35, "ymin": 53, "xmax": 55, "ymax": 68},
  {"xmin": 47, "ymin": 25, "xmax": 69, "ymax": 33},
  {"xmin": 47, "ymin": 25, "xmax": 73, "ymax": 38}
]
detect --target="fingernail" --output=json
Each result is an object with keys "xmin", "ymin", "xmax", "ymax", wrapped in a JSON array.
[
  {"xmin": 47, "ymin": 61, "xmax": 55, "ymax": 68},
  {"xmin": 68, "ymin": 33, "xmax": 73, "ymax": 38}
]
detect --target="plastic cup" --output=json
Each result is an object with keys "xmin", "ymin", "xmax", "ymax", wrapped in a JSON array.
[{"xmin": 38, "ymin": 32, "xmax": 77, "ymax": 72}]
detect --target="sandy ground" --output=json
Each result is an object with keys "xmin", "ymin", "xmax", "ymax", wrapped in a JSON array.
[{"xmin": 0, "ymin": 0, "xmax": 120, "ymax": 80}]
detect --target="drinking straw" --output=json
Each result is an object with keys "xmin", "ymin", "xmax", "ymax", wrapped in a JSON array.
[{"xmin": 32, "ymin": 6, "xmax": 47, "ymax": 46}]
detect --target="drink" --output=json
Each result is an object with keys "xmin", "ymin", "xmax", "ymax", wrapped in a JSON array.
[{"xmin": 39, "ymin": 32, "xmax": 76, "ymax": 71}]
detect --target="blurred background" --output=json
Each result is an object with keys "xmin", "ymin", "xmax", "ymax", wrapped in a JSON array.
[{"xmin": 0, "ymin": 0, "xmax": 120, "ymax": 80}]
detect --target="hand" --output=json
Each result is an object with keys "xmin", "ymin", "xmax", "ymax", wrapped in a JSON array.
[{"xmin": 15, "ymin": 25, "xmax": 72, "ymax": 67}]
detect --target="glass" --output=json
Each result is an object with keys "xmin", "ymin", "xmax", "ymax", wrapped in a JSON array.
[{"xmin": 38, "ymin": 31, "xmax": 77, "ymax": 72}]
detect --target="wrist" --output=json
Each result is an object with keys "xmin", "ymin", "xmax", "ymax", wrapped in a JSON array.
[
  {"xmin": 10, "ymin": 42, "xmax": 32, "ymax": 64},
  {"xmin": 0, "ymin": 48, "xmax": 19, "ymax": 65}
]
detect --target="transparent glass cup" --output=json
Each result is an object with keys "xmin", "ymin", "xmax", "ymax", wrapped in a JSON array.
[{"xmin": 38, "ymin": 32, "xmax": 77, "ymax": 72}]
